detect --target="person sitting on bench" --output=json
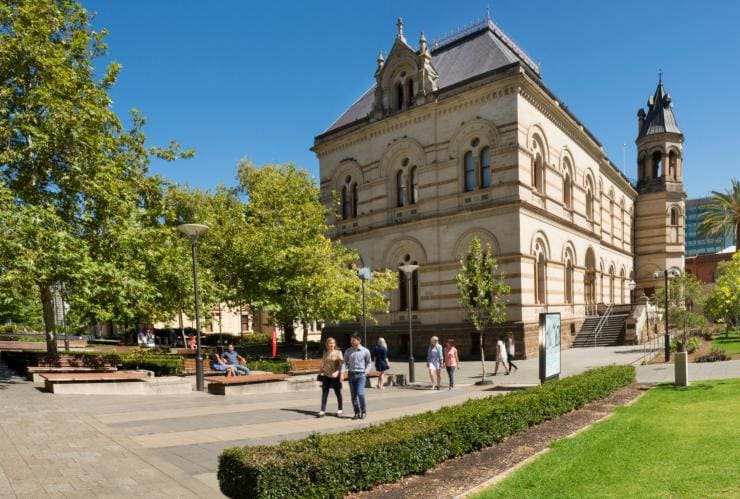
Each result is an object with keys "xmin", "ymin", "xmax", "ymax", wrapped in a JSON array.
[
  {"xmin": 212, "ymin": 347, "xmax": 237, "ymax": 377},
  {"xmin": 222, "ymin": 344, "xmax": 250, "ymax": 376}
]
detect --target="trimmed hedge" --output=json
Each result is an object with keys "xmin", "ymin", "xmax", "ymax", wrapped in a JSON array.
[{"xmin": 217, "ymin": 365, "xmax": 635, "ymax": 498}]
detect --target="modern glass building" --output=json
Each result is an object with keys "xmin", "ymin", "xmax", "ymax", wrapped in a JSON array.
[{"xmin": 685, "ymin": 197, "xmax": 733, "ymax": 256}]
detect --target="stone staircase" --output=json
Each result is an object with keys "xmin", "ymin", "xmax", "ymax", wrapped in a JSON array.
[{"xmin": 572, "ymin": 313, "xmax": 628, "ymax": 347}]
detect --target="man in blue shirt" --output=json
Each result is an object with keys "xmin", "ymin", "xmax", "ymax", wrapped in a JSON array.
[
  {"xmin": 344, "ymin": 334, "xmax": 372, "ymax": 419},
  {"xmin": 222, "ymin": 344, "xmax": 250, "ymax": 376}
]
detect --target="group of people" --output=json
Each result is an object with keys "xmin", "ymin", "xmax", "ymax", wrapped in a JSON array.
[
  {"xmin": 211, "ymin": 344, "xmax": 251, "ymax": 376},
  {"xmin": 317, "ymin": 332, "xmax": 519, "ymax": 419}
]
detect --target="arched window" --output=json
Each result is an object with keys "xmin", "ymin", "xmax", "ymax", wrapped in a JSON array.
[
  {"xmin": 670, "ymin": 207, "xmax": 679, "ymax": 226},
  {"xmin": 620, "ymin": 268, "xmax": 626, "ymax": 304},
  {"xmin": 563, "ymin": 168, "xmax": 572, "ymax": 209},
  {"xmin": 351, "ymin": 183, "xmax": 358, "ymax": 218},
  {"xmin": 410, "ymin": 166, "xmax": 419, "ymax": 204},
  {"xmin": 398, "ymin": 254, "xmax": 419, "ymax": 311},
  {"xmin": 533, "ymin": 154, "xmax": 544, "ymax": 193},
  {"xmin": 534, "ymin": 241, "xmax": 547, "ymax": 304},
  {"xmin": 480, "ymin": 147, "xmax": 491, "ymax": 188},
  {"xmin": 609, "ymin": 190, "xmax": 615, "ymax": 240},
  {"xmin": 341, "ymin": 186, "xmax": 350, "ymax": 220},
  {"xmin": 564, "ymin": 251, "xmax": 574, "ymax": 305},
  {"xmin": 585, "ymin": 177, "xmax": 594, "ymax": 221},
  {"xmin": 668, "ymin": 151, "xmax": 677, "ymax": 179},
  {"xmin": 670, "ymin": 206, "xmax": 680, "ymax": 243},
  {"xmin": 406, "ymin": 79, "xmax": 414, "ymax": 107},
  {"xmin": 620, "ymin": 200, "xmax": 625, "ymax": 242},
  {"xmin": 398, "ymin": 269, "xmax": 407, "ymax": 310},
  {"xmin": 464, "ymin": 151, "xmax": 475, "ymax": 192},
  {"xmin": 609, "ymin": 265, "xmax": 615, "ymax": 304},
  {"xmin": 584, "ymin": 248, "xmax": 596, "ymax": 308},
  {"xmin": 652, "ymin": 151, "xmax": 662, "ymax": 178},
  {"xmin": 396, "ymin": 170, "xmax": 406, "ymax": 207},
  {"xmin": 395, "ymin": 83, "xmax": 404, "ymax": 111}
]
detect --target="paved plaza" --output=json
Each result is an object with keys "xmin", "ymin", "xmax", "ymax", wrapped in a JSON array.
[{"xmin": 1, "ymin": 345, "xmax": 739, "ymax": 498}]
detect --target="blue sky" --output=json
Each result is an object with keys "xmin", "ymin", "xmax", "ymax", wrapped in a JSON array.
[{"xmin": 85, "ymin": 0, "xmax": 740, "ymax": 199}]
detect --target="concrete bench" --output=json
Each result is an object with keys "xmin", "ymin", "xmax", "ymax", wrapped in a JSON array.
[
  {"xmin": 41, "ymin": 371, "xmax": 150, "ymax": 394},
  {"xmin": 206, "ymin": 373, "xmax": 289, "ymax": 395},
  {"xmin": 287, "ymin": 358, "xmax": 323, "ymax": 375}
]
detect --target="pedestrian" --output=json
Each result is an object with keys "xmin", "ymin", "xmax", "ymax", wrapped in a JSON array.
[
  {"xmin": 188, "ymin": 334, "xmax": 196, "ymax": 350},
  {"xmin": 317, "ymin": 337, "xmax": 344, "ymax": 418},
  {"xmin": 373, "ymin": 337, "xmax": 390, "ymax": 389},
  {"xmin": 211, "ymin": 346, "xmax": 236, "ymax": 377},
  {"xmin": 427, "ymin": 336, "xmax": 444, "ymax": 390},
  {"xmin": 344, "ymin": 334, "xmax": 372, "ymax": 420},
  {"xmin": 506, "ymin": 334, "xmax": 518, "ymax": 373},
  {"xmin": 494, "ymin": 335, "xmax": 509, "ymax": 375},
  {"xmin": 444, "ymin": 339, "xmax": 460, "ymax": 389},
  {"xmin": 222, "ymin": 344, "xmax": 250, "ymax": 376}
]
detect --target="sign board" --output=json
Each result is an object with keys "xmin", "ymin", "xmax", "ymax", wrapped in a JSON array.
[{"xmin": 539, "ymin": 312, "xmax": 561, "ymax": 383}]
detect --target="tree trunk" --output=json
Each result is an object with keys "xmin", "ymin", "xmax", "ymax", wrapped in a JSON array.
[
  {"xmin": 40, "ymin": 285, "xmax": 58, "ymax": 355},
  {"xmin": 284, "ymin": 321, "xmax": 296, "ymax": 343},
  {"xmin": 302, "ymin": 321, "xmax": 309, "ymax": 360},
  {"xmin": 479, "ymin": 331, "xmax": 486, "ymax": 382},
  {"xmin": 179, "ymin": 310, "xmax": 185, "ymax": 347},
  {"xmin": 735, "ymin": 220, "xmax": 740, "ymax": 252}
]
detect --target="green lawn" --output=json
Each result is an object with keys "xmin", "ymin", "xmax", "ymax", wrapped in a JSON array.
[
  {"xmin": 474, "ymin": 379, "xmax": 740, "ymax": 498},
  {"xmin": 712, "ymin": 329, "xmax": 740, "ymax": 356}
]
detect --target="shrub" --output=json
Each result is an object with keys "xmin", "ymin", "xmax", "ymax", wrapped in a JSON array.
[
  {"xmin": 217, "ymin": 365, "xmax": 635, "ymax": 498},
  {"xmin": 687, "ymin": 337, "xmax": 700, "ymax": 354},
  {"xmin": 696, "ymin": 348, "xmax": 730, "ymax": 363}
]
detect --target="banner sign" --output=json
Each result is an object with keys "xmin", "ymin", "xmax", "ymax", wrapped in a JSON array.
[{"xmin": 539, "ymin": 312, "xmax": 561, "ymax": 383}]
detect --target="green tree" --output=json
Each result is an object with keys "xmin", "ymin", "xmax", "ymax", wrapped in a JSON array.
[
  {"xmin": 699, "ymin": 178, "xmax": 740, "ymax": 251},
  {"xmin": 652, "ymin": 273, "xmax": 706, "ymax": 348},
  {"xmin": 1, "ymin": 1, "xmax": 192, "ymax": 352},
  {"xmin": 704, "ymin": 252, "xmax": 740, "ymax": 335},
  {"xmin": 455, "ymin": 234, "xmax": 510, "ymax": 384}
]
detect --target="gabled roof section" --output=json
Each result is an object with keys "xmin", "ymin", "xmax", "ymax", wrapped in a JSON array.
[
  {"xmin": 638, "ymin": 80, "xmax": 682, "ymax": 138},
  {"xmin": 321, "ymin": 18, "xmax": 540, "ymax": 135}
]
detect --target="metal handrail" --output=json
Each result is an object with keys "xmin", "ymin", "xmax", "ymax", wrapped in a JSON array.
[{"xmin": 593, "ymin": 304, "xmax": 613, "ymax": 347}]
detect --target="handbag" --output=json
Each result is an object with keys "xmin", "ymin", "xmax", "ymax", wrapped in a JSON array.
[{"xmin": 316, "ymin": 373, "xmax": 324, "ymax": 382}]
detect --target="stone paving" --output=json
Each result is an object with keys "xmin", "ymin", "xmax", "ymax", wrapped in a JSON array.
[{"xmin": 1, "ymin": 343, "xmax": 738, "ymax": 498}]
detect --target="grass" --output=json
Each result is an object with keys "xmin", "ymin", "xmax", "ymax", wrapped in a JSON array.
[
  {"xmin": 712, "ymin": 329, "xmax": 740, "ymax": 356},
  {"xmin": 474, "ymin": 379, "xmax": 740, "ymax": 498}
]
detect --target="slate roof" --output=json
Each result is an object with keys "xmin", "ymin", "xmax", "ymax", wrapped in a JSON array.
[
  {"xmin": 322, "ymin": 20, "xmax": 540, "ymax": 135},
  {"xmin": 638, "ymin": 81, "xmax": 682, "ymax": 138}
]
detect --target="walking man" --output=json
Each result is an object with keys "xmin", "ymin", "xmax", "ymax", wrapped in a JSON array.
[{"xmin": 344, "ymin": 334, "xmax": 372, "ymax": 420}]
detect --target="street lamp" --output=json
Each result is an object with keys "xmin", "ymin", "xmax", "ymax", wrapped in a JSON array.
[
  {"xmin": 653, "ymin": 269, "xmax": 680, "ymax": 363},
  {"xmin": 177, "ymin": 223, "xmax": 209, "ymax": 391},
  {"xmin": 629, "ymin": 280, "xmax": 637, "ymax": 312},
  {"xmin": 399, "ymin": 263, "xmax": 419, "ymax": 383},
  {"xmin": 358, "ymin": 267, "xmax": 372, "ymax": 347}
]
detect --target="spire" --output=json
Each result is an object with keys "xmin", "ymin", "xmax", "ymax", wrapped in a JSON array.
[
  {"xmin": 637, "ymin": 78, "xmax": 681, "ymax": 139},
  {"xmin": 396, "ymin": 17, "xmax": 405, "ymax": 40},
  {"xmin": 375, "ymin": 49, "xmax": 385, "ymax": 76},
  {"xmin": 419, "ymin": 32, "xmax": 428, "ymax": 54}
]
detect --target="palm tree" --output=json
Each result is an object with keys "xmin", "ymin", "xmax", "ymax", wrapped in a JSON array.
[{"xmin": 699, "ymin": 178, "xmax": 740, "ymax": 251}]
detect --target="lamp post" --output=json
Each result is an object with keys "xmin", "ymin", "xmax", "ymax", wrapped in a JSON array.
[
  {"xmin": 358, "ymin": 267, "xmax": 372, "ymax": 347},
  {"xmin": 177, "ymin": 223, "xmax": 209, "ymax": 391},
  {"xmin": 399, "ymin": 264, "xmax": 419, "ymax": 383},
  {"xmin": 629, "ymin": 280, "xmax": 637, "ymax": 312},
  {"xmin": 653, "ymin": 269, "xmax": 680, "ymax": 363}
]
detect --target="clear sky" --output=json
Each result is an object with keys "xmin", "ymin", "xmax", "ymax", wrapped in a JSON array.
[{"xmin": 85, "ymin": 0, "xmax": 740, "ymax": 199}]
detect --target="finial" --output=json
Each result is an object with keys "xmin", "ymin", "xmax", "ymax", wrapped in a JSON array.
[
  {"xmin": 486, "ymin": 4, "xmax": 491, "ymax": 22},
  {"xmin": 377, "ymin": 49, "xmax": 384, "ymax": 66},
  {"xmin": 658, "ymin": 68, "xmax": 663, "ymax": 83},
  {"xmin": 396, "ymin": 17, "xmax": 404, "ymax": 38}
]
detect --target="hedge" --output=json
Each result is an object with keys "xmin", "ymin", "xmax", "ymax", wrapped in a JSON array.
[{"xmin": 217, "ymin": 365, "xmax": 635, "ymax": 498}]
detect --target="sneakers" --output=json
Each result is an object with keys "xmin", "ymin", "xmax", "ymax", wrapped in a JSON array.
[
  {"xmin": 360, "ymin": 413, "xmax": 367, "ymax": 420},
  {"xmin": 336, "ymin": 410, "xmax": 343, "ymax": 417},
  {"xmin": 352, "ymin": 413, "xmax": 360, "ymax": 420},
  {"xmin": 317, "ymin": 411, "xmax": 325, "ymax": 418}
]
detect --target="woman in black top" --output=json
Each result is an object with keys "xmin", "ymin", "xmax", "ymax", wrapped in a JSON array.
[{"xmin": 373, "ymin": 337, "xmax": 390, "ymax": 389}]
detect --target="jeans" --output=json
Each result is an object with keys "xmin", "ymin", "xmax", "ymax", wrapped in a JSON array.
[
  {"xmin": 229, "ymin": 364, "xmax": 250, "ymax": 375},
  {"xmin": 348, "ymin": 372, "xmax": 367, "ymax": 414},
  {"xmin": 507, "ymin": 352, "xmax": 518, "ymax": 371},
  {"xmin": 446, "ymin": 366, "xmax": 456, "ymax": 387},
  {"xmin": 320, "ymin": 376, "xmax": 343, "ymax": 412}
]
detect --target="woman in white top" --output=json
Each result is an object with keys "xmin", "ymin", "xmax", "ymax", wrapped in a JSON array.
[
  {"xmin": 426, "ymin": 336, "xmax": 444, "ymax": 390},
  {"xmin": 494, "ymin": 335, "xmax": 509, "ymax": 375}
]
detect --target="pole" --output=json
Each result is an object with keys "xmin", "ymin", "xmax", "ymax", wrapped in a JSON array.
[
  {"xmin": 407, "ymin": 273, "xmax": 415, "ymax": 383},
  {"xmin": 664, "ymin": 270, "xmax": 670, "ymax": 363},
  {"xmin": 61, "ymin": 291, "xmax": 69, "ymax": 352},
  {"xmin": 191, "ymin": 238, "xmax": 204, "ymax": 391},
  {"xmin": 361, "ymin": 279, "xmax": 367, "ymax": 347}
]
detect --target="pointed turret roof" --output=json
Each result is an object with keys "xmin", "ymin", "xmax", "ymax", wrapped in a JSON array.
[{"xmin": 638, "ymin": 80, "xmax": 681, "ymax": 139}]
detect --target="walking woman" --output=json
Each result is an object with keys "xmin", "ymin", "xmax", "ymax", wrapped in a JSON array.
[
  {"xmin": 373, "ymin": 337, "xmax": 390, "ymax": 389},
  {"xmin": 317, "ymin": 337, "xmax": 344, "ymax": 417},
  {"xmin": 506, "ymin": 334, "xmax": 518, "ymax": 373},
  {"xmin": 494, "ymin": 335, "xmax": 509, "ymax": 375},
  {"xmin": 427, "ymin": 336, "xmax": 444, "ymax": 390},
  {"xmin": 444, "ymin": 339, "xmax": 460, "ymax": 389}
]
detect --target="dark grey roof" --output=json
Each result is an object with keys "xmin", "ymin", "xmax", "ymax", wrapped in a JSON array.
[
  {"xmin": 322, "ymin": 21, "xmax": 540, "ymax": 134},
  {"xmin": 638, "ymin": 82, "xmax": 681, "ymax": 138}
]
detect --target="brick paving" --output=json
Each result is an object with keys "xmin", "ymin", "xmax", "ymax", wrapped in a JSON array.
[{"xmin": 2, "ymin": 343, "xmax": 738, "ymax": 498}]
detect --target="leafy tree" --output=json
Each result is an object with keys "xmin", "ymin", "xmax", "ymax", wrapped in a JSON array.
[
  {"xmin": 455, "ymin": 234, "xmax": 510, "ymax": 384},
  {"xmin": 652, "ymin": 273, "xmax": 705, "ymax": 348},
  {"xmin": 1, "ymin": 1, "xmax": 192, "ymax": 352},
  {"xmin": 704, "ymin": 252, "xmax": 740, "ymax": 335},
  {"xmin": 699, "ymin": 178, "xmax": 740, "ymax": 250}
]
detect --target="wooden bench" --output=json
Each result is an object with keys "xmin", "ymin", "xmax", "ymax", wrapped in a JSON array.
[
  {"xmin": 287, "ymin": 358, "xmax": 323, "ymax": 375},
  {"xmin": 182, "ymin": 357, "xmax": 223, "ymax": 376},
  {"xmin": 41, "ymin": 371, "xmax": 150, "ymax": 394},
  {"xmin": 342, "ymin": 370, "xmax": 404, "ymax": 387},
  {"xmin": 205, "ymin": 373, "xmax": 289, "ymax": 395},
  {"xmin": 27, "ymin": 354, "xmax": 118, "ymax": 382}
]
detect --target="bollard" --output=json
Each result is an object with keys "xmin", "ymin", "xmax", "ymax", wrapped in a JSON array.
[{"xmin": 674, "ymin": 351, "xmax": 689, "ymax": 386}]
